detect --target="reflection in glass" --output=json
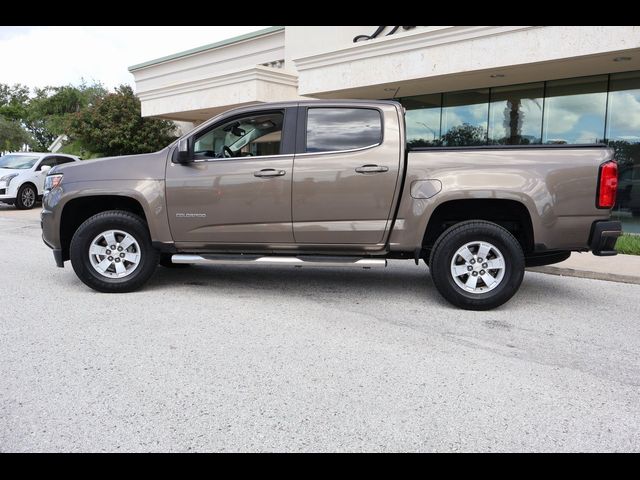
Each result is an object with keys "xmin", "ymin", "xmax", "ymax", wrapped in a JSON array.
[
  {"xmin": 543, "ymin": 75, "xmax": 608, "ymax": 144},
  {"xmin": 441, "ymin": 89, "xmax": 489, "ymax": 146},
  {"xmin": 403, "ymin": 94, "xmax": 442, "ymax": 147},
  {"xmin": 488, "ymin": 83, "xmax": 544, "ymax": 144},
  {"xmin": 306, "ymin": 108, "xmax": 382, "ymax": 153},
  {"xmin": 608, "ymin": 71, "xmax": 640, "ymax": 232},
  {"xmin": 193, "ymin": 112, "xmax": 283, "ymax": 158},
  {"xmin": 607, "ymin": 71, "xmax": 640, "ymax": 144}
]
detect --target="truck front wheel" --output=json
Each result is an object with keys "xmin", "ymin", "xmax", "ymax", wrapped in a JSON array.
[
  {"xmin": 429, "ymin": 220, "xmax": 525, "ymax": 311},
  {"xmin": 69, "ymin": 210, "xmax": 160, "ymax": 293}
]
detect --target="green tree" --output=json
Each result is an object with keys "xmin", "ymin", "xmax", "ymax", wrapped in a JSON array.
[
  {"xmin": 0, "ymin": 116, "xmax": 32, "ymax": 152},
  {"xmin": 0, "ymin": 83, "xmax": 31, "ymax": 152},
  {"xmin": 67, "ymin": 84, "xmax": 177, "ymax": 156},
  {"xmin": 0, "ymin": 83, "xmax": 30, "ymax": 121},
  {"xmin": 442, "ymin": 123, "xmax": 487, "ymax": 146},
  {"xmin": 25, "ymin": 81, "xmax": 108, "ymax": 151}
]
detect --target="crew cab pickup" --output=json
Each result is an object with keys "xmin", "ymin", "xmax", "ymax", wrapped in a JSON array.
[{"xmin": 41, "ymin": 100, "xmax": 622, "ymax": 310}]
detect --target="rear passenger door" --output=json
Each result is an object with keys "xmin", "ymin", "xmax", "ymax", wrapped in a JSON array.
[{"xmin": 291, "ymin": 105, "xmax": 401, "ymax": 245}]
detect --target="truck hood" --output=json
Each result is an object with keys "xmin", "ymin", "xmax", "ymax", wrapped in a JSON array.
[{"xmin": 52, "ymin": 149, "xmax": 170, "ymax": 183}]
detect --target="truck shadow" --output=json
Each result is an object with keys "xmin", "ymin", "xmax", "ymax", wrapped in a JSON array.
[{"xmin": 144, "ymin": 263, "xmax": 577, "ymax": 311}]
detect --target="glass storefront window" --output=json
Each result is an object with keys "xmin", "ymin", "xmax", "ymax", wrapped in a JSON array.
[
  {"xmin": 403, "ymin": 94, "xmax": 442, "ymax": 147},
  {"xmin": 441, "ymin": 89, "xmax": 489, "ymax": 146},
  {"xmin": 488, "ymin": 83, "xmax": 544, "ymax": 145},
  {"xmin": 608, "ymin": 71, "xmax": 640, "ymax": 233},
  {"xmin": 542, "ymin": 75, "xmax": 608, "ymax": 144}
]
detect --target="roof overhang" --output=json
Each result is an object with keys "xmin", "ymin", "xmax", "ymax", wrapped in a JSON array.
[
  {"xmin": 129, "ymin": 26, "xmax": 300, "ymax": 122},
  {"xmin": 137, "ymin": 65, "xmax": 299, "ymax": 121}
]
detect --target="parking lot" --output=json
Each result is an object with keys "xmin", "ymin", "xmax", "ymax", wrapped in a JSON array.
[{"xmin": 1, "ymin": 204, "xmax": 639, "ymax": 452}]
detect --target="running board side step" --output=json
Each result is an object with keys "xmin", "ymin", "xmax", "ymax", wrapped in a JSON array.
[{"xmin": 171, "ymin": 254, "xmax": 387, "ymax": 269}]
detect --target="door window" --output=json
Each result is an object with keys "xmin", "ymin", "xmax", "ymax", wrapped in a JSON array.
[
  {"xmin": 193, "ymin": 112, "xmax": 284, "ymax": 159},
  {"xmin": 37, "ymin": 157, "xmax": 57, "ymax": 170},
  {"xmin": 55, "ymin": 156, "xmax": 76, "ymax": 165},
  {"xmin": 305, "ymin": 108, "xmax": 382, "ymax": 153}
]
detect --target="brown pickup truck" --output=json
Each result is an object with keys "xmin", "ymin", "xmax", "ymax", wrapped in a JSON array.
[{"xmin": 41, "ymin": 100, "xmax": 622, "ymax": 310}]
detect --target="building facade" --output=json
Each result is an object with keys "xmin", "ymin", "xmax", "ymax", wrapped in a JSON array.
[{"xmin": 129, "ymin": 26, "xmax": 640, "ymax": 232}]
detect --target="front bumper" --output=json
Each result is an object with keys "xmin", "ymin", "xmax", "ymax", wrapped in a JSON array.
[
  {"xmin": 41, "ymin": 205, "xmax": 65, "ymax": 268},
  {"xmin": 0, "ymin": 183, "xmax": 16, "ymax": 204},
  {"xmin": 0, "ymin": 181, "xmax": 18, "ymax": 203},
  {"xmin": 590, "ymin": 220, "xmax": 622, "ymax": 256}
]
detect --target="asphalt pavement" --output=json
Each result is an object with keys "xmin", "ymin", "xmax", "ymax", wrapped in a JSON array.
[{"xmin": 1, "ymin": 204, "xmax": 639, "ymax": 452}]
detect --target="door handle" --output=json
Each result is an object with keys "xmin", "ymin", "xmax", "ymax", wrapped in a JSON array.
[
  {"xmin": 355, "ymin": 164, "xmax": 389, "ymax": 174},
  {"xmin": 254, "ymin": 169, "xmax": 286, "ymax": 178}
]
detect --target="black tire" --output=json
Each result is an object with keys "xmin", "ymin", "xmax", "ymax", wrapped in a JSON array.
[
  {"xmin": 429, "ymin": 220, "xmax": 525, "ymax": 311},
  {"xmin": 15, "ymin": 183, "xmax": 37, "ymax": 210},
  {"xmin": 69, "ymin": 210, "xmax": 160, "ymax": 293},
  {"xmin": 159, "ymin": 254, "xmax": 191, "ymax": 268}
]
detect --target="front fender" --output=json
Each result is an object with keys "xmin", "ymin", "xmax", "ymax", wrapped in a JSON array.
[{"xmin": 42, "ymin": 179, "xmax": 172, "ymax": 249}]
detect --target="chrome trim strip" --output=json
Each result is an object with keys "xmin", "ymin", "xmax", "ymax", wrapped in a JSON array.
[
  {"xmin": 295, "ymin": 143, "xmax": 382, "ymax": 157},
  {"xmin": 191, "ymin": 153, "xmax": 294, "ymax": 163},
  {"xmin": 172, "ymin": 254, "xmax": 387, "ymax": 268}
]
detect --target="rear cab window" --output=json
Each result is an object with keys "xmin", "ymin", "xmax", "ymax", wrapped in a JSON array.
[{"xmin": 305, "ymin": 108, "xmax": 382, "ymax": 153}]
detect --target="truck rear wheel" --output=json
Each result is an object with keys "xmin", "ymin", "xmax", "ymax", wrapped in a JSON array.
[
  {"xmin": 69, "ymin": 210, "xmax": 160, "ymax": 293},
  {"xmin": 429, "ymin": 220, "xmax": 525, "ymax": 310}
]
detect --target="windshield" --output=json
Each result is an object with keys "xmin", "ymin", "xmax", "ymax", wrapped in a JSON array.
[{"xmin": 0, "ymin": 154, "xmax": 40, "ymax": 169}]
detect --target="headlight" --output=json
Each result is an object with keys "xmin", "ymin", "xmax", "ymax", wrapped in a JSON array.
[
  {"xmin": 44, "ymin": 174, "xmax": 64, "ymax": 192},
  {"xmin": 0, "ymin": 173, "xmax": 19, "ymax": 187}
]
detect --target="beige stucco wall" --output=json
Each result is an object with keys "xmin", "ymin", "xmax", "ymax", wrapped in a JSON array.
[
  {"xmin": 286, "ymin": 26, "xmax": 640, "ymax": 98},
  {"xmin": 131, "ymin": 28, "xmax": 301, "ymax": 122},
  {"xmin": 131, "ymin": 26, "xmax": 640, "ymax": 121}
]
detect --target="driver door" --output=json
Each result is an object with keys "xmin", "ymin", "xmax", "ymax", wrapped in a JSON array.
[{"xmin": 166, "ymin": 108, "xmax": 296, "ymax": 246}]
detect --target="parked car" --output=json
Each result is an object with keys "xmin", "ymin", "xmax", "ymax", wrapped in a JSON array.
[
  {"xmin": 0, "ymin": 152, "xmax": 81, "ymax": 209},
  {"xmin": 41, "ymin": 100, "xmax": 621, "ymax": 310}
]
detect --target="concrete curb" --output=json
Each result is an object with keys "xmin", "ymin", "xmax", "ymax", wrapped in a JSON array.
[{"xmin": 527, "ymin": 266, "xmax": 640, "ymax": 285}]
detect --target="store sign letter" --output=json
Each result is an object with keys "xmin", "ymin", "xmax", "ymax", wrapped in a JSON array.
[{"xmin": 353, "ymin": 26, "xmax": 417, "ymax": 43}]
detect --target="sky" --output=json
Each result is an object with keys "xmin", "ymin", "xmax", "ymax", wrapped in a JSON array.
[{"xmin": 0, "ymin": 26, "xmax": 269, "ymax": 91}]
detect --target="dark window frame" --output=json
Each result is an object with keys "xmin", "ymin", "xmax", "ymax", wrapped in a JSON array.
[{"xmin": 55, "ymin": 156, "xmax": 77, "ymax": 165}]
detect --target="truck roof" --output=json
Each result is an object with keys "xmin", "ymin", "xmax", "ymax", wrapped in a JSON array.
[{"xmin": 260, "ymin": 99, "xmax": 402, "ymax": 108}]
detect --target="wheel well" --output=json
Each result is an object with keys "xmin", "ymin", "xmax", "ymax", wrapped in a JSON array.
[
  {"xmin": 422, "ymin": 199, "xmax": 534, "ymax": 254},
  {"xmin": 18, "ymin": 181, "xmax": 37, "ymax": 191},
  {"xmin": 60, "ymin": 196, "xmax": 147, "ymax": 261}
]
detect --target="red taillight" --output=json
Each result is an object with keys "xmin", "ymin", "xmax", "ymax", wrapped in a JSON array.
[{"xmin": 597, "ymin": 161, "xmax": 618, "ymax": 209}]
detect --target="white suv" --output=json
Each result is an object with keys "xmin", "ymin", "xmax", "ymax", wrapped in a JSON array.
[{"xmin": 0, "ymin": 152, "xmax": 81, "ymax": 209}]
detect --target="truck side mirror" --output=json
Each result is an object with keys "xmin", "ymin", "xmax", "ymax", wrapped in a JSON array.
[
  {"xmin": 176, "ymin": 138, "xmax": 192, "ymax": 164},
  {"xmin": 40, "ymin": 165, "xmax": 52, "ymax": 173}
]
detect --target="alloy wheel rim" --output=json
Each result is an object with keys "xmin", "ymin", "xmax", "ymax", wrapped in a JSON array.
[
  {"xmin": 450, "ymin": 241, "xmax": 506, "ymax": 294},
  {"xmin": 22, "ymin": 187, "xmax": 35, "ymax": 207},
  {"xmin": 88, "ymin": 229, "xmax": 141, "ymax": 279}
]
